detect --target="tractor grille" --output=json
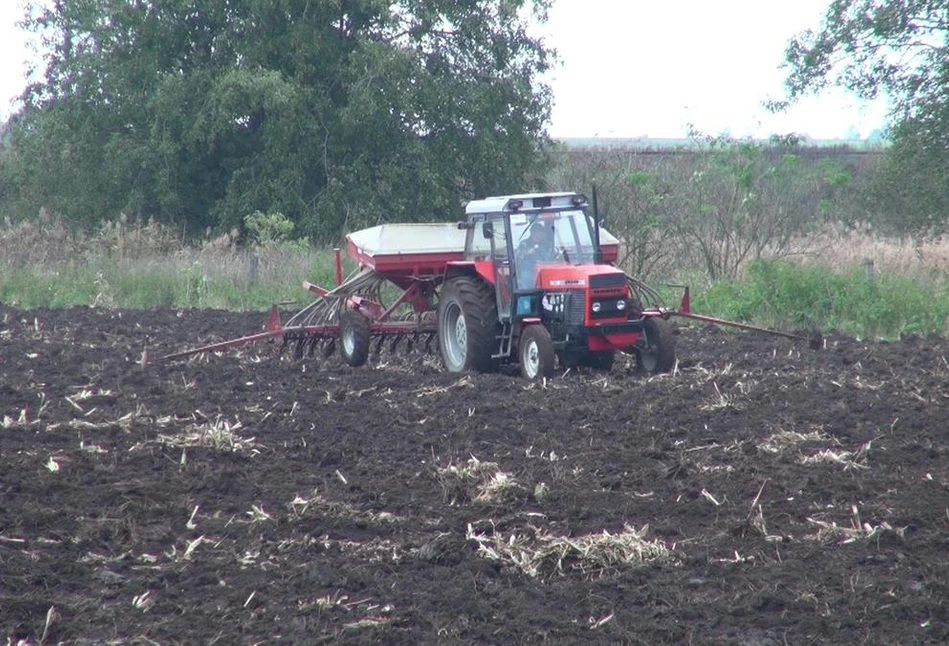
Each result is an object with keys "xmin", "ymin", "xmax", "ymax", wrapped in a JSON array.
[
  {"xmin": 565, "ymin": 291, "xmax": 585, "ymax": 326},
  {"xmin": 590, "ymin": 273, "xmax": 627, "ymax": 289}
]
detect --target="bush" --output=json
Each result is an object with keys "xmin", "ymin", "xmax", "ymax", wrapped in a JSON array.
[
  {"xmin": 546, "ymin": 135, "xmax": 878, "ymax": 281},
  {"xmin": 694, "ymin": 258, "xmax": 949, "ymax": 339}
]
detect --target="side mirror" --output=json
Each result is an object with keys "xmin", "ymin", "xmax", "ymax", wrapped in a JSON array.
[
  {"xmin": 482, "ymin": 221, "xmax": 494, "ymax": 239},
  {"xmin": 457, "ymin": 220, "xmax": 474, "ymax": 230}
]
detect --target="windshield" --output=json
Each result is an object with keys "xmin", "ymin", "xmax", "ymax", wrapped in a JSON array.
[{"xmin": 510, "ymin": 209, "xmax": 595, "ymax": 289}]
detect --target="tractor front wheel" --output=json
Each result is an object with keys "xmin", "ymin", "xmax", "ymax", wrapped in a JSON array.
[
  {"xmin": 437, "ymin": 277, "xmax": 500, "ymax": 373},
  {"xmin": 635, "ymin": 316, "xmax": 676, "ymax": 374},
  {"xmin": 519, "ymin": 325, "xmax": 556, "ymax": 380},
  {"xmin": 339, "ymin": 310, "xmax": 371, "ymax": 367}
]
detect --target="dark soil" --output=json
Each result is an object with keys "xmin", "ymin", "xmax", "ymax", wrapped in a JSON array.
[{"xmin": 2, "ymin": 304, "xmax": 948, "ymax": 645}]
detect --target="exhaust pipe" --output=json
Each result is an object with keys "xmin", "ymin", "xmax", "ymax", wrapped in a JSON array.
[{"xmin": 591, "ymin": 183, "xmax": 602, "ymax": 264}]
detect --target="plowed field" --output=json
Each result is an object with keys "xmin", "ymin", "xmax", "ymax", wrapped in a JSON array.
[{"xmin": 1, "ymin": 304, "xmax": 947, "ymax": 644}]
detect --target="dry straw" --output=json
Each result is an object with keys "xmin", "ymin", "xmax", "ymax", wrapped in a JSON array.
[{"xmin": 466, "ymin": 522, "xmax": 679, "ymax": 579}]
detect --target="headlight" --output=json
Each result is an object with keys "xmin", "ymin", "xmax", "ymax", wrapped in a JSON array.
[
  {"xmin": 616, "ymin": 299, "xmax": 627, "ymax": 310},
  {"xmin": 591, "ymin": 302, "xmax": 602, "ymax": 313}
]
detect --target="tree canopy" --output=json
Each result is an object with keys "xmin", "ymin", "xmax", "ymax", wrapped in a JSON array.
[
  {"xmin": 779, "ymin": 0, "xmax": 949, "ymax": 232},
  {"xmin": 3, "ymin": 0, "xmax": 555, "ymax": 238},
  {"xmin": 782, "ymin": 1, "xmax": 947, "ymax": 108}
]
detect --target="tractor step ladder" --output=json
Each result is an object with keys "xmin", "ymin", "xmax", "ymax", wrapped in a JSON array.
[{"xmin": 493, "ymin": 322, "xmax": 514, "ymax": 359}]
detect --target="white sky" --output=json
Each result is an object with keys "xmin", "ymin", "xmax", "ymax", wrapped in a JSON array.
[
  {"xmin": 0, "ymin": 2, "xmax": 30, "ymax": 122},
  {"xmin": 535, "ymin": 0, "xmax": 890, "ymax": 139},
  {"xmin": 0, "ymin": 0, "xmax": 890, "ymax": 139}
]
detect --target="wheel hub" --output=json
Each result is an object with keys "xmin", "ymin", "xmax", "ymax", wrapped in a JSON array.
[
  {"xmin": 439, "ymin": 302, "xmax": 467, "ymax": 370},
  {"xmin": 342, "ymin": 327, "xmax": 355, "ymax": 355},
  {"xmin": 523, "ymin": 340, "xmax": 539, "ymax": 378},
  {"xmin": 454, "ymin": 314, "xmax": 467, "ymax": 349}
]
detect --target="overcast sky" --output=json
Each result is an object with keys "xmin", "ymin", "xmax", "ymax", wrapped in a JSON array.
[{"xmin": 0, "ymin": 0, "xmax": 890, "ymax": 139}]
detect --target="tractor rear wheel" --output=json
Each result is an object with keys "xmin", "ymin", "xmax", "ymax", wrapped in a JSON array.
[
  {"xmin": 519, "ymin": 325, "xmax": 556, "ymax": 380},
  {"xmin": 339, "ymin": 310, "xmax": 371, "ymax": 367},
  {"xmin": 437, "ymin": 277, "xmax": 500, "ymax": 373},
  {"xmin": 636, "ymin": 316, "xmax": 676, "ymax": 374}
]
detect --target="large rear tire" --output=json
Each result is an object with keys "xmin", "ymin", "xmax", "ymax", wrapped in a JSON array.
[
  {"xmin": 519, "ymin": 325, "xmax": 556, "ymax": 380},
  {"xmin": 339, "ymin": 310, "xmax": 371, "ymax": 367},
  {"xmin": 437, "ymin": 277, "xmax": 500, "ymax": 373},
  {"xmin": 636, "ymin": 317, "xmax": 676, "ymax": 374}
]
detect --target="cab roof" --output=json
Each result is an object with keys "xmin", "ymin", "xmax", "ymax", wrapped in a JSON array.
[{"xmin": 464, "ymin": 192, "xmax": 586, "ymax": 216}]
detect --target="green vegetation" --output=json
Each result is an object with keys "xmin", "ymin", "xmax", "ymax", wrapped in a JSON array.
[
  {"xmin": 1, "ymin": 2, "xmax": 948, "ymax": 340},
  {"xmin": 549, "ymin": 134, "xmax": 878, "ymax": 281},
  {"xmin": 694, "ymin": 259, "xmax": 949, "ymax": 340},
  {"xmin": 0, "ymin": 258, "xmax": 339, "ymax": 311},
  {"xmin": 4, "ymin": 212, "xmax": 948, "ymax": 340},
  {"xmin": 0, "ymin": 1, "xmax": 554, "ymax": 240},
  {"xmin": 0, "ymin": 215, "xmax": 347, "ymax": 311},
  {"xmin": 778, "ymin": 0, "xmax": 949, "ymax": 232}
]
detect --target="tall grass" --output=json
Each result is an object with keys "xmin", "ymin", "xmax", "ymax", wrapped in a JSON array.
[
  {"xmin": 3, "ymin": 212, "xmax": 948, "ymax": 339},
  {"xmin": 683, "ymin": 222, "xmax": 949, "ymax": 339},
  {"xmin": 794, "ymin": 222, "xmax": 949, "ymax": 277},
  {"xmin": 0, "ymin": 214, "xmax": 347, "ymax": 311},
  {"xmin": 694, "ymin": 258, "xmax": 949, "ymax": 339}
]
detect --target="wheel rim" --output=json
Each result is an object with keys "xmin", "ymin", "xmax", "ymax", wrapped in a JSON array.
[
  {"xmin": 640, "ymin": 349, "xmax": 657, "ymax": 371},
  {"xmin": 439, "ymin": 302, "xmax": 467, "ymax": 370},
  {"xmin": 522, "ymin": 339, "xmax": 540, "ymax": 379},
  {"xmin": 639, "ymin": 328, "xmax": 658, "ymax": 371},
  {"xmin": 342, "ymin": 326, "xmax": 356, "ymax": 356}
]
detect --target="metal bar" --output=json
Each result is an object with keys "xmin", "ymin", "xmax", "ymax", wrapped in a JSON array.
[
  {"xmin": 667, "ymin": 310, "xmax": 812, "ymax": 343},
  {"xmin": 376, "ymin": 282, "xmax": 420, "ymax": 323},
  {"xmin": 265, "ymin": 305, "xmax": 281, "ymax": 332},
  {"xmin": 592, "ymin": 183, "xmax": 602, "ymax": 264},
  {"xmin": 162, "ymin": 328, "xmax": 288, "ymax": 360},
  {"xmin": 369, "ymin": 321, "xmax": 437, "ymax": 334},
  {"xmin": 303, "ymin": 281, "xmax": 329, "ymax": 297},
  {"xmin": 334, "ymin": 248, "xmax": 343, "ymax": 286}
]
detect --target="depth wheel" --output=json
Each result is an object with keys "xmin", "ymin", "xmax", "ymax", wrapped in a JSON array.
[
  {"xmin": 339, "ymin": 310, "xmax": 371, "ymax": 367},
  {"xmin": 437, "ymin": 277, "xmax": 500, "ymax": 373},
  {"xmin": 519, "ymin": 325, "xmax": 556, "ymax": 380},
  {"xmin": 636, "ymin": 316, "xmax": 676, "ymax": 374}
]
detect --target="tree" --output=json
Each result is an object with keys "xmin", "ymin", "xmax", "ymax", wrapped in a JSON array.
[
  {"xmin": 777, "ymin": 0, "xmax": 949, "ymax": 232},
  {"xmin": 3, "ymin": 0, "xmax": 554, "ymax": 239},
  {"xmin": 781, "ymin": 0, "xmax": 947, "ymax": 110}
]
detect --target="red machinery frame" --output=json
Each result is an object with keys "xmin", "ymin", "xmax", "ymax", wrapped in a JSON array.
[{"xmin": 163, "ymin": 240, "xmax": 820, "ymax": 363}]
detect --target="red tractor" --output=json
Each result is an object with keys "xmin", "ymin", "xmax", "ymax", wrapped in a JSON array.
[{"xmin": 436, "ymin": 192, "xmax": 675, "ymax": 379}]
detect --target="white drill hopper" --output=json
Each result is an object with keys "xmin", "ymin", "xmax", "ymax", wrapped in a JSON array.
[{"xmin": 346, "ymin": 223, "xmax": 467, "ymax": 278}]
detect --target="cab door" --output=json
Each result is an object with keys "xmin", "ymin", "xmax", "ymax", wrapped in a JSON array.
[{"xmin": 482, "ymin": 218, "xmax": 514, "ymax": 321}]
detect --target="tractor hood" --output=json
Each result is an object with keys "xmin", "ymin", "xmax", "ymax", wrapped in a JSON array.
[{"xmin": 534, "ymin": 265, "xmax": 626, "ymax": 290}]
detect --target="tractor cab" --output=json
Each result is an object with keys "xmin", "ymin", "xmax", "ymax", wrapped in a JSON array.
[
  {"xmin": 462, "ymin": 193, "xmax": 619, "ymax": 319},
  {"xmin": 509, "ymin": 209, "xmax": 592, "ymax": 289}
]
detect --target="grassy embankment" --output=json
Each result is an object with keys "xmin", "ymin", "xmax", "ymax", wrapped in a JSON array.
[
  {"xmin": 0, "ymin": 215, "xmax": 347, "ymax": 312},
  {"xmin": 2, "ymin": 215, "xmax": 948, "ymax": 340},
  {"xmin": 689, "ymin": 225, "xmax": 949, "ymax": 339}
]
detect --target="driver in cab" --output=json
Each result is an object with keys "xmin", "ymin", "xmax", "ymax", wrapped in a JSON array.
[{"xmin": 517, "ymin": 221, "xmax": 557, "ymax": 289}]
